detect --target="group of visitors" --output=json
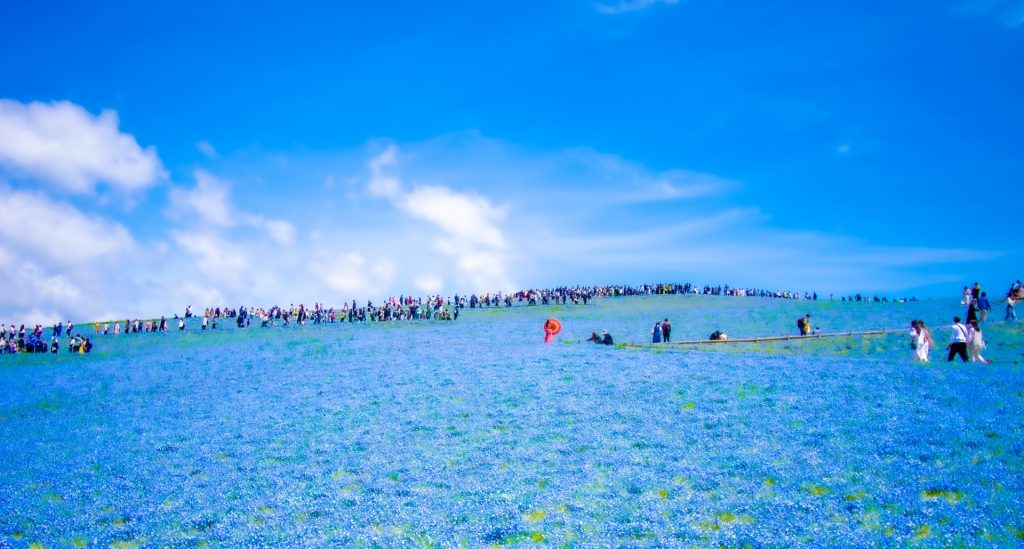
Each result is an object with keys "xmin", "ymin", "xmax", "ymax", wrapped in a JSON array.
[
  {"xmin": 906, "ymin": 280, "xmax": 1009, "ymax": 364},
  {"xmin": 931, "ymin": 316, "xmax": 988, "ymax": 364},
  {"xmin": 588, "ymin": 330, "xmax": 614, "ymax": 345},
  {"xmin": 0, "ymin": 323, "xmax": 93, "ymax": 355},
  {"xmin": 650, "ymin": 319, "xmax": 672, "ymax": 343}
]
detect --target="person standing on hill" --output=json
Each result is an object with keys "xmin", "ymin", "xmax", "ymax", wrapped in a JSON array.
[
  {"xmin": 966, "ymin": 298, "xmax": 979, "ymax": 324},
  {"xmin": 1006, "ymin": 292, "xmax": 1017, "ymax": 322},
  {"xmin": 977, "ymin": 292, "xmax": 991, "ymax": 322},
  {"xmin": 947, "ymin": 316, "xmax": 970, "ymax": 362},
  {"xmin": 661, "ymin": 318, "xmax": 672, "ymax": 343},
  {"xmin": 652, "ymin": 321, "xmax": 662, "ymax": 343}
]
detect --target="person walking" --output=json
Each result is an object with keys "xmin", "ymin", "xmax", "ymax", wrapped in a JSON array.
[
  {"xmin": 1007, "ymin": 292, "xmax": 1018, "ymax": 322},
  {"xmin": 966, "ymin": 298, "xmax": 979, "ymax": 323},
  {"xmin": 910, "ymin": 320, "xmax": 920, "ymax": 359},
  {"xmin": 978, "ymin": 292, "xmax": 992, "ymax": 322},
  {"xmin": 947, "ymin": 316, "xmax": 970, "ymax": 362},
  {"xmin": 915, "ymin": 320, "xmax": 934, "ymax": 362},
  {"xmin": 967, "ymin": 319, "xmax": 989, "ymax": 364}
]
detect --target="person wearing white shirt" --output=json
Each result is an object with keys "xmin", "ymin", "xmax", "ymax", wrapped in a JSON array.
[{"xmin": 947, "ymin": 316, "xmax": 969, "ymax": 362}]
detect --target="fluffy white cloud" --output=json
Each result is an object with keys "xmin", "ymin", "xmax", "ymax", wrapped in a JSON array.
[
  {"xmin": 0, "ymin": 99, "xmax": 164, "ymax": 193},
  {"xmin": 364, "ymin": 145, "xmax": 516, "ymax": 292},
  {"xmin": 0, "ymin": 184, "xmax": 150, "ymax": 323},
  {"xmin": 0, "ymin": 185, "xmax": 135, "ymax": 266},
  {"xmin": 401, "ymin": 186, "xmax": 507, "ymax": 248}
]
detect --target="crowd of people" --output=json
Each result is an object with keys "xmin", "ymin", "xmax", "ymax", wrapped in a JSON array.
[
  {"xmin": 2, "ymin": 279, "xmax": 1018, "ymax": 358},
  {"xmin": 904, "ymin": 280, "xmax": 1020, "ymax": 364},
  {"xmin": 0, "ymin": 322, "xmax": 93, "ymax": 355},
  {"xmin": 910, "ymin": 316, "xmax": 988, "ymax": 364}
]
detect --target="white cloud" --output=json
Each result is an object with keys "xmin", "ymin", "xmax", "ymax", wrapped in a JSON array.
[
  {"xmin": 0, "ymin": 185, "xmax": 135, "ymax": 266},
  {"xmin": 167, "ymin": 170, "xmax": 296, "ymax": 246},
  {"xmin": 263, "ymin": 219, "xmax": 296, "ymax": 246},
  {"xmin": 196, "ymin": 140, "xmax": 218, "ymax": 158},
  {"xmin": 0, "ymin": 99, "xmax": 164, "ymax": 193},
  {"xmin": 170, "ymin": 230, "xmax": 249, "ymax": 277},
  {"xmin": 169, "ymin": 170, "xmax": 235, "ymax": 226},
  {"xmin": 563, "ymin": 149, "xmax": 734, "ymax": 203},
  {"xmin": 0, "ymin": 184, "xmax": 155, "ymax": 323},
  {"xmin": 317, "ymin": 253, "xmax": 396, "ymax": 296},
  {"xmin": 367, "ymin": 144, "xmax": 402, "ymax": 198},
  {"xmin": 401, "ymin": 186, "xmax": 507, "ymax": 248},
  {"xmin": 595, "ymin": 0, "xmax": 679, "ymax": 14},
  {"xmin": 837, "ymin": 144, "xmax": 851, "ymax": 154},
  {"xmin": 364, "ymin": 145, "xmax": 516, "ymax": 292},
  {"xmin": 414, "ymin": 275, "xmax": 444, "ymax": 294}
]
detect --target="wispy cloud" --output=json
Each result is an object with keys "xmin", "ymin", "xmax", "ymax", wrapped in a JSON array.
[
  {"xmin": 167, "ymin": 170, "xmax": 296, "ymax": 245},
  {"xmin": 953, "ymin": 0, "xmax": 1024, "ymax": 26},
  {"xmin": 595, "ymin": 0, "xmax": 679, "ymax": 15},
  {"xmin": 196, "ymin": 140, "xmax": 218, "ymax": 158},
  {"xmin": 561, "ymin": 148, "xmax": 736, "ymax": 203}
]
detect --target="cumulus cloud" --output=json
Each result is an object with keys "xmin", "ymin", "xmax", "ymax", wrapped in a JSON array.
[
  {"xmin": 364, "ymin": 145, "xmax": 516, "ymax": 292},
  {"xmin": 0, "ymin": 185, "xmax": 135, "ymax": 266},
  {"xmin": 0, "ymin": 99, "xmax": 164, "ymax": 193},
  {"xmin": 0, "ymin": 184, "xmax": 148, "ymax": 323},
  {"xmin": 595, "ymin": 0, "xmax": 679, "ymax": 14},
  {"xmin": 401, "ymin": 186, "xmax": 507, "ymax": 248}
]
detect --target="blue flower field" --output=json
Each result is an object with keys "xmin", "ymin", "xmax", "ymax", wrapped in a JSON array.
[{"xmin": 1, "ymin": 295, "xmax": 1023, "ymax": 546}]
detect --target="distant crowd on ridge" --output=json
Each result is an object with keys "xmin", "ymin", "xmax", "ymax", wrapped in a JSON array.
[{"xmin": 2, "ymin": 280, "xmax": 1020, "ymax": 357}]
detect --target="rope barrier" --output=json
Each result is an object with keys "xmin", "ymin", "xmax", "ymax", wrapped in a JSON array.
[{"xmin": 622, "ymin": 327, "xmax": 909, "ymax": 348}]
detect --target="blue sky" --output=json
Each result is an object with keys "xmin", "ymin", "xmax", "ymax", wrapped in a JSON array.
[{"xmin": 1, "ymin": 0, "xmax": 1021, "ymax": 321}]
